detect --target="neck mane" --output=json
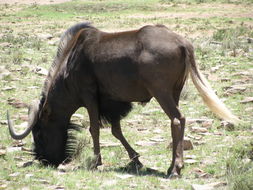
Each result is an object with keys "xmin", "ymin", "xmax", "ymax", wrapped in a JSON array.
[{"xmin": 40, "ymin": 22, "xmax": 92, "ymax": 111}]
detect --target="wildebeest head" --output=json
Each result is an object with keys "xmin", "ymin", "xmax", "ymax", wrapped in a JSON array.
[
  {"xmin": 8, "ymin": 97, "xmax": 77, "ymax": 166},
  {"xmin": 7, "ymin": 23, "xmax": 90, "ymax": 166}
]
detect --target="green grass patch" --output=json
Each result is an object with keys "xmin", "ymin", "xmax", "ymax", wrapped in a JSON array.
[
  {"xmin": 226, "ymin": 141, "xmax": 253, "ymax": 190},
  {"xmin": 0, "ymin": 0, "xmax": 253, "ymax": 189}
]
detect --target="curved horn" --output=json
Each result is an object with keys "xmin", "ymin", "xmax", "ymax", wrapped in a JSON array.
[
  {"xmin": 7, "ymin": 100, "xmax": 40, "ymax": 140},
  {"xmin": 7, "ymin": 111, "xmax": 34, "ymax": 140}
]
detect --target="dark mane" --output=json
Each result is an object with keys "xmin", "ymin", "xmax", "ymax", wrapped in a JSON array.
[
  {"xmin": 41, "ymin": 22, "xmax": 92, "ymax": 100},
  {"xmin": 99, "ymin": 97, "xmax": 133, "ymax": 124}
]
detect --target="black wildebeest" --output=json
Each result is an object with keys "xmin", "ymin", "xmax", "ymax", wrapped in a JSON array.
[{"xmin": 7, "ymin": 23, "xmax": 238, "ymax": 177}]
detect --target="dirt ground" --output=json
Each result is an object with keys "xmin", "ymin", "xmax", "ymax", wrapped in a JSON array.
[{"xmin": 0, "ymin": 0, "xmax": 72, "ymax": 5}]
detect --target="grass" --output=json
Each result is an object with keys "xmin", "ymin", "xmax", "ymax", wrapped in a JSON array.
[
  {"xmin": 226, "ymin": 141, "xmax": 253, "ymax": 190},
  {"xmin": 0, "ymin": 0, "xmax": 253, "ymax": 189}
]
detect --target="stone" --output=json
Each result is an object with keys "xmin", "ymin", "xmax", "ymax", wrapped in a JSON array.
[
  {"xmin": 240, "ymin": 97, "xmax": 253, "ymax": 103},
  {"xmin": 220, "ymin": 121, "xmax": 234, "ymax": 131},
  {"xmin": 190, "ymin": 126, "xmax": 208, "ymax": 133},
  {"xmin": 169, "ymin": 138, "xmax": 194, "ymax": 150},
  {"xmin": 191, "ymin": 182, "xmax": 227, "ymax": 190},
  {"xmin": 34, "ymin": 66, "xmax": 48, "ymax": 76},
  {"xmin": 183, "ymin": 138, "xmax": 194, "ymax": 150}
]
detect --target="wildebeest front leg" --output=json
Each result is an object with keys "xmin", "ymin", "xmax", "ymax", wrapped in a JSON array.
[
  {"xmin": 87, "ymin": 102, "xmax": 102, "ymax": 168},
  {"xmin": 111, "ymin": 120, "xmax": 143, "ymax": 169}
]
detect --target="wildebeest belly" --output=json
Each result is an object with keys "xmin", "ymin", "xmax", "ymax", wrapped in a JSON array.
[{"xmin": 94, "ymin": 57, "xmax": 151, "ymax": 102}]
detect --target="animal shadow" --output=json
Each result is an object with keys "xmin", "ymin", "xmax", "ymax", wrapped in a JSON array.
[{"xmin": 113, "ymin": 161, "xmax": 167, "ymax": 178}]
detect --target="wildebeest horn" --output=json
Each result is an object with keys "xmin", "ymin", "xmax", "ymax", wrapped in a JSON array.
[{"xmin": 7, "ymin": 100, "xmax": 40, "ymax": 140}]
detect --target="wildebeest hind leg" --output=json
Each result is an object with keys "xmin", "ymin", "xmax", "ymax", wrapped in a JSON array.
[
  {"xmin": 111, "ymin": 120, "xmax": 143, "ymax": 169},
  {"xmin": 152, "ymin": 91, "xmax": 185, "ymax": 178}
]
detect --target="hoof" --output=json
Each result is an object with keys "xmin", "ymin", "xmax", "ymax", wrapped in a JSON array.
[
  {"xmin": 125, "ymin": 159, "xmax": 143, "ymax": 172},
  {"xmin": 86, "ymin": 156, "xmax": 102, "ymax": 170},
  {"xmin": 167, "ymin": 172, "xmax": 181, "ymax": 179},
  {"xmin": 167, "ymin": 166, "xmax": 182, "ymax": 179}
]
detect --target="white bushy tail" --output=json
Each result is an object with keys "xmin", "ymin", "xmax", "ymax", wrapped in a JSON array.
[{"xmin": 187, "ymin": 52, "xmax": 239, "ymax": 124}]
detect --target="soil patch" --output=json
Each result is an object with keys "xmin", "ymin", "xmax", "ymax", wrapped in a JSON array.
[{"xmin": 0, "ymin": 0, "xmax": 72, "ymax": 5}]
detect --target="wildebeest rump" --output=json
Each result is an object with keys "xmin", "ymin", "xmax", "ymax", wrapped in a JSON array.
[{"xmin": 7, "ymin": 23, "xmax": 238, "ymax": 177}]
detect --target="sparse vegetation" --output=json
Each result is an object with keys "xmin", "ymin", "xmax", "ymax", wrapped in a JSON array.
[
  {"xmin": 226, "ymin": 141, "xmax": 253, "ymax": 190},
  {"xmin": 0, "ymin": 0, "xmax": 252, "ymax": 189}
]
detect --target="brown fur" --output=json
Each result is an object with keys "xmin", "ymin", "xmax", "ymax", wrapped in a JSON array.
[{"xmin": 8, "ymin": 23, "xmax": 238, "ymax": 176}]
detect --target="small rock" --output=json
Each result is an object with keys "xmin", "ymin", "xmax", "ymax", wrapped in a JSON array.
[
  {"xmin": 224, "ymin": 85, "xmax": 246, "ymax": 95},
  {"xmin": 220, "ymin": 121, "xmax": 234, "ymax": 131},
  {"xmin": 191, "ymin": 182, "xmax": 227, "ymax": 190},
  {"xmin": 8, "ymin": 98, "xmax": 28, "ymax": 108},
  {"xmin": 37, "ymin": 179, "xmax": 50, "ymax": 185},
  {"xmin": 187, "ymin": 118, "xmax": 213, "ymax": 125},
  {"xmin": 187, "ymin": 134, "xmax": 203, "ymax": 140},
  {"xmin": 27, "ymin": 86, "xmax": 39, "ymax": 89},
  {"xmin": 153, "ymin": 128, "xmax": 163, "ymax": 134},
  {"xmin": 25, "ymin": 173, "xmax": 34, "ymax": 178},
  {"xmin": 6, "ymin": 146, "xmax": 22, "ymax": 153},
  {"xmin": 137, "ymin": 128, "xmax": 148, "ymax": 132},
  {"xmin": 19, "ymin": 115, "xmax": 28, "ymax": 121},
  {"xmin": 48, "ymin": 40, "xmax": 58, "ymax": 46},
  {"xmin": 135, "ymin": 140, "xmax": 158, "ymax": 147},
  {"xmin": 185, "ymin": 154, "xmax": 197, "ymax": 159},
  {"xmin": 240, "ymin": 97, "xmax": 253, "ymax": 104},
  {"xmin": 21, "ymin": 147, "xmax": 32, "ymax": 152},
  {"xmin": 0, "ymin": 149, "xmax": 6, "ymax": 156},
  {"xmin": 185, "ymin": 159, "xmax": 198, "ymax": 164},
  {"xmin": 245, "ymin": 107, "xmax": 253, "ymax": 112},
  {"xmin": 0, "ymin": 184, "xmax": 7, "ymax": 189},
  {"xmin": 150, "ymin": 136, "xmax": 165, "ymax": 142},
  {"xmin": 190, "ymin": 126, "xmax": 208, "ymax": 133},
  {"xmin": 247, "ymin": 38, "xmax": 253, "ymax": 43},
  {"xmin": 232, "ymin": 71, "xmax": 252, "ymax": 77},
  {"xmin": 220, "ymin": 78, "xmax": 230, "ymax": 82},
  {"xmin": 2, "ymin": 86, "xmax": 16, "ymax": 91},
  {"xmin": 115, "ymin": 174, "xmax": 134, "ymax": 179},
  {"xmin": 38, "ymin": 33, "xmax": 53, "ymax": 40},
  {"xmin": 202, "ymin": 120, "xmax": 213, "ymax": 128},
  {"xmin": 0, "ymin": 42, "xmax": 12, "ymax": 47},
  {"xmin": 208, "ymin": 73, "xmax": 218, "ymax": 81},
  {"xmin": 54, "ymin": 186, "xmax": 65, "ymax": 190},
  {"xmin": 193, "ymin": 141, "xmax": 206, "ymax": 145},
  {"xmin": 210, "ymin": 65, "xmax": 223, "ymax": 73},
  {"xmin": 142, "ymin": 108, "xmax": 160, "ymax": 115},
  {"xmin": 0, "ymin": 120, "xmax": 8, "ymax": 125},
  {"xmin": 183, "ymin": 138, "xmax": 194, "ymax": 150},
  {"xmin": 191, "ymin": 168, "xmax": 210, "ymax": 178},
  {"xmin": 97, "ymin": 165, "xmax": 105, "ymax": 171},
  {"xmin": 0, "ymin": 66, "xmax": 11, "ymax": 80},
  {"xmin": 57, "ymin": 163, "xmax": 76, "ymax": 172},
  {"xmin": 126, "ymin": 119, "xmax": 142, "ymax": 125},
  {"xmin": 169, "ymin": 138, "xmax": 194, "ymax": 150},
  {"xmin": 17, "ymin": 161, "xmax": 34, "ymax": 168},
  {"xmin": 100, "ymin": 141, "xmax": 121, "ymax": 147},
  {"xmin": 34, "ymin": 66, "xmax": 48, "ymax": 76},
  {"xmin": 9, "ymin": 172, "xmax": 20, "ymax": 177},
  {"xmin": 242, "ymin": 158, "xmax": 251, "ymax": 164},
  {"xmin": 12, "ymin": 140, "xmax": 25, "ymax": 147}
]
